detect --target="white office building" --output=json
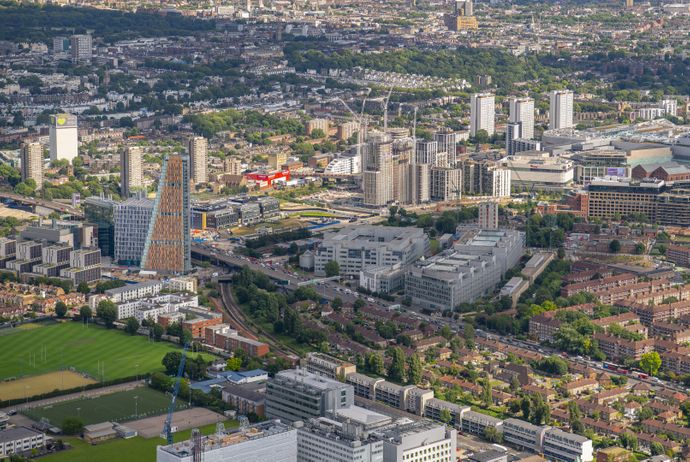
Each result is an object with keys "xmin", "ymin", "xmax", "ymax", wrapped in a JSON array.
[
  {"xmin": 266, "ymin": 369, "xmax": 354, "ymax": 424},
  {"xmin": 500, "ymin": 152, "xmax": 574, "ymax": 190},
  {"xmin": 470, "ymin": 93, "xmax": 495, "ymax": 137},
  {"xmin": 0, "ymin": 427, "xmax": 46, "ymax": 458},
  {"xmin": 381, "ymin": 420, "xmax": 456, "ymax": 462},
  {"xmin": 406, "ymin": 229, "xmax": 525, "ymax": 310},
  {"xmin": 295, "ymin": 418, "xmax": 384, "ymax": 462},
  {"xmin": 156, "ymin": 421, "xmax": 297, "ymax": 462},
  {"xmin": 549, "ymin": 90, "xmax": 574, "ymax": 130},
  {"xmin": 113, "ymin": 196, "xmax": 154, "ymax": 265},
  {"xmin": 314, "ymin": 225, "xmax": 429, "ymax": 277},
  {"xmin": 508, "ymin": 97, "xmax": 535, "ymax": 140},
  {"xmin": 49, "ymin": 114, "xmax": 78, "ymax": 163}
]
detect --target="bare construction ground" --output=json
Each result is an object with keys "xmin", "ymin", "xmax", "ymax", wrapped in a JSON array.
[{"xmin": 126, "ymin": 407, "xmax": 225, "ymax": 438}]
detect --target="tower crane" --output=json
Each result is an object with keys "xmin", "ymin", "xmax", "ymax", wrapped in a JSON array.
[{"xmin": 163, "ymin": 342, "xmax": 189, "ymax": 445}]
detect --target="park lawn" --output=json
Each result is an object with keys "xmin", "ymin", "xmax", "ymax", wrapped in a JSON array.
[
  {"xmin": 23, "ymin": 388, "xmax": 188, "ymax": 426},
  {"xmin": 0, "ymin": 322, "xmax": 214, "ymax": 383},
  {"xmin": 41, "ymin": 421, "xmax": 237, "ymax": 462}
]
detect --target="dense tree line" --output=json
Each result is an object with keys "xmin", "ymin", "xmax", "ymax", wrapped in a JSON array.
[
  {"xmin": 0, "ymin": 2, "xmax": 214, "ymax": 44},
  {"xmin": 283, "ymin": 41, "xmax": 561, "ymax": 90},
  {"xmin": 184, "ymin": 109, "xmax": 306, "ymax": 139}
]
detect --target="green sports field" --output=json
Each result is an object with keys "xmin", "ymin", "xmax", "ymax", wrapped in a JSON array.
[
  {"xmin": 0, "ymin": 322, "xmax": 213, "ymax": 384},
  {"xmin": 23, "ymin": 387, "xmax": 188, "ymax": 426}
]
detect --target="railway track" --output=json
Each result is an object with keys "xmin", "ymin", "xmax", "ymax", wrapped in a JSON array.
[{"xmin": 218, "ymin": 282, "xmax": 301, "ymax": 359}]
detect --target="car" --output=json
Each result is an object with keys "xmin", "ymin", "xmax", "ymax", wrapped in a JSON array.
[{"xmin": 7, "ymin": 410, "xmax": 16, "ymax": 416}]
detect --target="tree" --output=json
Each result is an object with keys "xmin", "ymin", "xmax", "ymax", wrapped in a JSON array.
[
  {"xmin": 482, "ymin": 379, "xmax": 493, "ymax": 407},
  {"xmin": 463, "ymin": 323, "xmax": 475, "ymax": 349},
  {"xmin": 439, "ymin": 408, "xmax": 452, "ymax": 424},
  {"xmin": 388, "ymin": 347, "xmax": 407, "ymax": 383},
  {"xmin": 367, "ymin": 353, "xmax": 385, "ymax": 376},
  {"xmin": 650, "ymin": 442, "xmax": 665, "ymax": 456},
  {"xmin": 152, "ymin": 322, "xmax": 164, "ymax": 341},
  {"xmin": 619, "ymin": 432, "xmax": 638, "ymax": 451},
  {"xmin": 473, "ymin": 129, "xmax": 490, "ymax": 145},
  {"xmin": 609, "ymin": 239, "xmax": 621, "ymax": 253},
  {"xmin": 55, "ymin": 301, "xmax": 68, "ymax": 318},
  {"xmin": 96, "ymin": 299, "xmax": 117, "ymax": 328},
  {"xmin": 77, "ymin": 282, "xmax": 90, "ymax": 294},
  {"xmin": 407, "ymin": 354, "xmax": 423, "ymax": 385},
  {"xmin": 354, "ymin": 298, "xmax": 365, "ymax": 311},
  {"xmin": 79, "ymin": 305, "xmax": 92, "ymax": 322},
  {"xmin": 325, "ymin": 260, "xmax": 340, "ymax": 277},
  {"xmin": 226, "ymin": 357, "xmax": 242, "ymax": 371},
  {"xmin": 331, "ymin": 297, "xmax": 343, "ymax": 311},
  {"xmin": 509, "ymin": 375, "xmax": 521, "ymax": 393},
  {"xmin": 484, "ymin": 426, "xmax": 503, "ymax": 443},
  {"xmin": 62, "ymin": 417, "xmax": 84, "ymax": 435},
  {"xmin": 162, "ymin": 351, "xmax": 183, "ymax": 375},
  {"xmin": 125, "ymin": 317, "xmax": 139, "ymax": 335},
  {"xmin": 639, "ymin": 351, "xmax": 662, "ymax": 376},
  {"xmin": 568, "ymin": 400, "xmax": 584, "ymax": 434}
]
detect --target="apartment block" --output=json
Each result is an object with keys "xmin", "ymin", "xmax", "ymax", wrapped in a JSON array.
[
  {"xmin": 502, "ymin": 418, "xmax": 549, "ymax": 452},
  {"xmin": 20, "ymin": 142, "xmax": 43, "ymax": 190},
  {"xmin": 204, "ymin": 324, "xmax": 269, "ymax": 357},
  {"xmin": 542, "ymin": 428, "xmax": 593, "ymax": 462},
  {"xmin": 302, "ymin": 352, "xmax": 356, "ymax": 380}
]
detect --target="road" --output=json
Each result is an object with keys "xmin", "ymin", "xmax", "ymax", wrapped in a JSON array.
[
  {"xmin": 0, "ymin": 191, "xmax": 83, "ymax": 217},
  {"xmin": 193, "ymin": 245, "xmax": 393, "ymax": 309}
]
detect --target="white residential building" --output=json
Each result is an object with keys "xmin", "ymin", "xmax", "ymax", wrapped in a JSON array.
[
  {"xmin": 509, "ymin": 97, "xmax": 535, "ymax": 140},
  {"xmin": 20, "ymin": 142, "xmax": 43, "ymax": 190},
  {"xmin": 104, "ymin": 280, "xmax": 164, "ymax": 303},
  {"xmin": 49, "ymin": 113, "xmax": 78, "ymax": 163},
  {"xmin": 470, "ymin": 93, "xmax": 495, "ymax": 137},
  {"xmin": 542, "ymin": 428, "xmax": 593, "ymax": 462},
  {"xmin": 121, "ymin": 146, "xmax": 143, "ymax": 198},
  {"xmin": 549, "ymin": 90, "xmax": 574, "ymax": 130},
  {"xmin": 478, "ymin": 202, "xmax": 499, "ymax": 229},
  {"xmin": 188, "ymin": 136, "xmax": 208, "ymax": 186}
]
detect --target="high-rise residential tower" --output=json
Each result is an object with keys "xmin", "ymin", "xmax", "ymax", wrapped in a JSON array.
[
  {"xmin": 70, "ymin": 34, "xmax": 92, "ymax": 62},
  {"xmin": 509, "ymin": 97, "xmax": 535, "ymax": 140},
  {"xmin": 120, "ymin": 146, "xmax": 143, "ymax": 198},
  {"xmin": 470, "ymin": 93, "xmax": 495, "ymax": 137},
  {"xmin": 549, "ymin": 90, "xmax": 574, "ymax": 130},
  {"xmin": 188, "ymin": 136, "xmax": 208, "ymax": 186},
  {"xmin": 20, "ymin": 142, "xmax": 43, "ymax": 190},
  {"xmin": 49, "ymin": 114, "xmax": 78, "ymax": 163},
  {"xmin": 141, "ymin": 154, "xmax": 191, "ymax": 274}
]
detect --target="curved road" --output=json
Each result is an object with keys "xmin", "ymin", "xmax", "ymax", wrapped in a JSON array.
[{"xmin": 0, "ymin": 191, "xmax": 83, "ymax": 217}]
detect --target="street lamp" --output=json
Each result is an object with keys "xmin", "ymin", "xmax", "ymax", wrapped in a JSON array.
[{"xmin": 134, "ymin": 396, "xmax": 138, "ymax": 418}]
